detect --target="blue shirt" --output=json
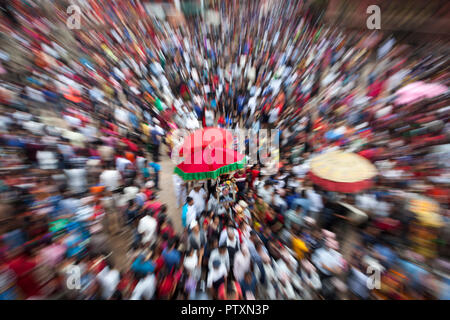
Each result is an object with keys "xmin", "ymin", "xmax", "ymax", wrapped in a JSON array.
[
  {"xmin": 162, "ymin": 248, "xmax": 181, "ymax": 271},
  {"xmin": 240, "ymin": 275, "xmax": 257, "ymax": 296},
  {"xmin": 293, "ymin": 198, "xmax": 311, "ymax": 213},
  {"xmin": 151, "ymin": 130, "xmax": 161, "ymax": 145},
  {"xmin": 373, "ymin": 244, "xmax": 398, "ymax": 268},
  {"xmin": 129, "ymin": 113, "xmax": 138, "ymax": 129},
  {"xmin": 149, "ymin": 162, "xmax": 160, "ymax": 172},
  {"xmin": 132, "ymin": 254, "xmax": 155, "ymax": 275},
  {"xmin": 285, "ymin": 194, "xmax": 299, "ymax": 209},
  {"xmin": 182, "ymin": 204, "xmax": 188, "ymax": 228}
]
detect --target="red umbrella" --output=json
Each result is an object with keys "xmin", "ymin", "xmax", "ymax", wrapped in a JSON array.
[
  {"xmin": 174, "ymin": 148, "xmax": 246, "ymax": 181},
  {"xmin": 177, "ymin": 127, "xmax": 233, "ymax": 157}
]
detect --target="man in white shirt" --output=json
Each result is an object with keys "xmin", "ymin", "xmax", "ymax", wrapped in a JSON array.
[
  {"xmin": 130, "ymin": 273, "xmax": 156, "ymax": 300},
  {"xmin": 185, "ymin": 199, "xmax": 197, "ymax": 230},
  {"xmin": 355, "ymin": 193, "xmax": 377, "ymax": 212},
  {"xmin": 96, "ymin": 263, "xmax": 120, "ymax": 300},
  {"xmin": 138, "ymin": 211, "xmax": 157, "ymax": 245},
  {"xmin": 189, "ymin": 184, "xmax": 207, "ymax": 217},
  {"xmin": 207, "ymin": 259, "xmax": 228, "ymax": 292},
  {"xmin": 219, "ymin": 226, "xmax": 240, "ymax": 248},
  {"xmin": 208, "ymin": 244, "xmax": 230, "ymax": 272},
  {"xmin": 233, "ymin": 245, "xmax": 251, "ymax": 282},
  {"xmin": 172, "ymin": 174, "xmax": 187, "ymax": 208},
  {"xmin": 116, "ymin": 156, "xmax": 132, "ymax": 173},
  {"xmin": 306, "ymin": 187, "xmax": 323, "ymax": 220},
  {"xmin": 64, "ymin": 166, "xmax": 87, "ymax": 194},
  {"xmin": 312, "ymin": 245, "xmax": 344, "ymax": 277},
  {"xmin": 100, "ymin": 165, "xmax": 123, "ymax": 192},
  {"xmin": 257, "ymin": 181, "xmax": 274, "ymax": 205}
]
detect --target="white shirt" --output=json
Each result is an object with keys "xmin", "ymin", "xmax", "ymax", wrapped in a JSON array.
[
  {"xmin": 219, "ymin": 228, "xmax": 240, "ymax": 248},
  {"xmin": 96, "ymin": 267, "xmax": 120, "ymax": 299},
  {"xmin": 185, "ymin": 205, "xmax": 197, "ymax": 229},
  {"xmin": 189, "ymin": 188, "xmax": 207, "ymax": 215},
  {"xmin": 37, "ymin": 151, "xmax": 58, "ymax": 170},
  {"xmin": 183, "ymin": 252, "xmax": 199, "ymax": 274},
  {"xmin": 23, "ymin": 120, "xmax": 45, "ymax": 135},
  {"xmin": 116, "ymin": 157, "xmax": 132, "ymax": 172},
  {"xmin": 258, "ymin": 185, "xmax": 274, "ymax": 204},
  {"xmin": 306, "ymin": 189, "xmax": 323, "ymax": 213},
  {"xmin": 207, "ymin": 263, "xmax": 228, "ymax": 288},
  {"xmin": 207, "ymin": 196, "xmax": 219, "ymax": 213},
  {"xmin": 26, "ymin": 86, "xmax": 46, "ymax": 103},
  {"xmin": 233, "ymin": 250, "xmax": 251, "ymax": 282},
  {"xmin": 64, "ymin": 168, "xmax": 87, "ymax": 194},
  {"xmin": 312, "ymin": 248, "xmax": 343, "ymax": 276},
  {"xmin": 63, "ymin": 114, "xmax": 82, "ymax": 127},
  {"xmin": 130, "ymin": 274, "xmax": 156, "ymax": 300},
  {"xmin": 136, "ymin": 156, "xmax": 146, "ymax": 170},
  {"xmin": 356, "ymin": 193, "xmax": 377, "ymax": 212},
  {"xmin": 100, "ymin": 170, "xmax": 122, "ymax": 191},
  {"xmin": 138, "ymin": 215, "xmax": 157, "ymax": 244},
  {"xmin": 373, "ymin": 200, "xmax": 392, "ymax": 217},
  {"xmin": 115, "ymin": 107, "xmax": 128, "ymax": 125},
  {"xmin": 205, "ymin": 110, "xmax": 214, "ymax": 127}
]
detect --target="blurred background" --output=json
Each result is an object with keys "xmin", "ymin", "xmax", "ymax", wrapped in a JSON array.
[{"xmin": 0, "ymin": 0, "xmax": 448, "ymax": 300}]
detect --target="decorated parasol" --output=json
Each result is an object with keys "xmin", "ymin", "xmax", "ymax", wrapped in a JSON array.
[
  {"xmin": 177, "ymin": 127, "xmax": 234, "ymax": 157},
  {"xmin": 174, "ymin": 147, "xmax": 246, "ymax": 181},
  {"xmin": 308, "ymin": 150, "xmax": 377, "ymax": 193}
]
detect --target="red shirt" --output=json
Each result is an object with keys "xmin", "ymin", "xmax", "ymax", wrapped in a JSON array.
[
  {"xmin": 250, "ymin": 170, "xmax": 260, "ymax": 188},
  {"xmin": 218, "ymin": 281, "xmax": 243, "ymax": 300},
  {"xmin": 144, "ymin": 201, "xmax": 162, "ymax": 216},
  {"xmin": 154, "ymin": 256, "xmax": 165, "ymax": 275},
  {"xmin": 9, "ymin": 256, "xmax": 41, "ymax": 298},
  {"xmin": 121, "ymin": 138, "xmax": 138, "ymax": 153},
  {"xmin": 234, "ymin": 171, "xmax": 247, "ymax": 182}
]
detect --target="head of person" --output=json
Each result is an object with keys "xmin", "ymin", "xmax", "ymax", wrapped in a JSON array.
[
  {"xmin": 218, "ymin": 244, "xmax": 227, "ymax": 255},
  {"xmin": 187, "ymin": 196, "xmax": 194, "ymax": 206},
  {"xmin": 168, "ymin": 238, "xmax": 177, "ymax": 250},
  {"xmin": 244, "ymin": 271, "xmax": 253, "ymax": 284},
  {"xmin": 225, "ymin": 278, "xmax": 237, "ymax": 299}
]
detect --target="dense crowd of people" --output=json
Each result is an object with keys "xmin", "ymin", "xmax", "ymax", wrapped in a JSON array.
[{"xmin": 0, "ymin": 0, "xmax": 449, "ymax": 300}]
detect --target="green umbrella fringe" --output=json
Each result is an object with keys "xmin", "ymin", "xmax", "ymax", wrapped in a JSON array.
[{"xmin": 174, "ymin": 157, "xmax": 247, "ymax": 181}]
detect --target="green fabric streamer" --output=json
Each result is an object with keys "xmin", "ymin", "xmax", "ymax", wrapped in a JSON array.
[{"xmin": 174, "ymin": 157, "xmax": 247, "ymax": 181}]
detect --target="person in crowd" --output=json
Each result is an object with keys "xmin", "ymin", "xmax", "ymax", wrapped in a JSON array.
[
  {"xmin": 138, "ymin": 210, "xmax": 158, "ymax": 246},
  {"xmin": 188, "ymin": 220, "xmax": 207, "ymax": 251},
  {"xmin": 189, "ymin": 183, "xmax": 207, "ymax": 218}
]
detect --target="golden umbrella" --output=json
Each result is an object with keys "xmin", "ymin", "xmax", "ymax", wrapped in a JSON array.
[{"xmin": 309, "ymin": 150, "xmax": 377, "ymax": 193}]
